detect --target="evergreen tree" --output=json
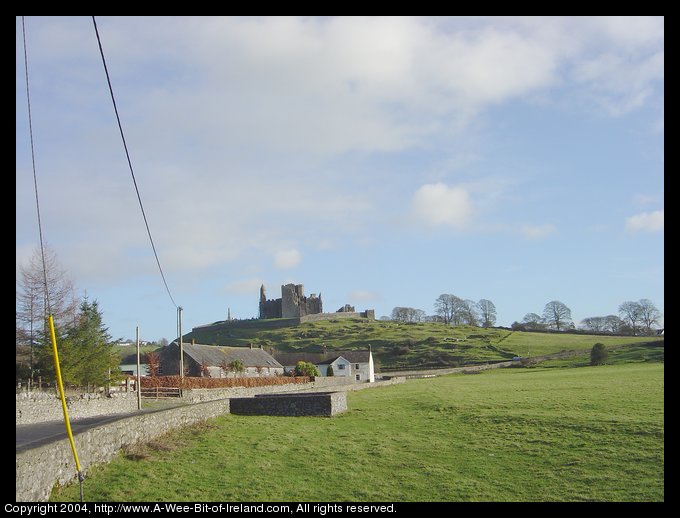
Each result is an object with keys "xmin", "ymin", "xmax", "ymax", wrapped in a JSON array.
[{"xmin": 48, "ymin": 299, "xmax": 120, "ymax": 388}]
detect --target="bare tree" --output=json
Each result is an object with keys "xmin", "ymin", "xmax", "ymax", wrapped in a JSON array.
[
  {"xmin": 461, "ymin": 300, "xmax": 479, "ymax": 327},
  {"xmin": 16, "ymin": 246, "xmax": 79, "ymax": 380},
  {"xmin": 434, "ymin": 294, "xmax": 457, "ymax": 324},
  {"xmin": 522, "ymin": 313, "xmax": 545, "ymax": 330},
  {"xmin": 542, "ymin": 301, "xmax": 572, "ymax": 331},
  {"xmin": 580, "ymin": 316, "xmax": 607, "ymax": 333},
  {"xmin": 391, "ymin": 307, "xmax": 426, "ymax": 323},
  {"xmin": 16, "ymin": 246, "xmax": 78, "ymax": 331},
  {"xmin": 637, "ymin": 299, "xmax": 661, "ymax": 334},
  {"xmin": 478, "ymin": 299, "xmax": 497, "ymax": 328},
  {"xmin": 618, "ymin": 301, "xmax": 643, "ymax": 336},
  {"xmin": 604, "ymin": 315, "xmax": 623, "ymax": 334}
]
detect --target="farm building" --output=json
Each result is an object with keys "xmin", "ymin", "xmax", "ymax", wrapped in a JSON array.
[
  {"xmin": 273, "ymin": 349, "xmax": 375, "ymax": 382},
  {"xmin": 159, "ymin": 342, "xmax": 283, "ymax": 378}
]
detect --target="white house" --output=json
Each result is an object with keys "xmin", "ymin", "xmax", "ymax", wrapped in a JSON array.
[{"xmin": 274, "ymin": 349, "xmax": 375, "ymax": 382}]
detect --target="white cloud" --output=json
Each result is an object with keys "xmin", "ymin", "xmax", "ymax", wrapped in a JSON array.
[
  {"xmin": 633, "ymin": 194, "xmax": 660, "ymax": 207},
  {"xmin": 274, "ymin": 249, "xmax": 302, "ymax": 269},
  {"xmin": 16, "ymin": 16, "xmax": 664, "ymax": 281},
  {"xmin": 626, "ymin": 210, "xmax": 664, "ymax": 232},
  {"xmin": 520, "ymin": 224, "xmax": 557, "ymax": 240},
  {"xmin": 412, "ymin": 183, "xmax": 473, "ymax": 228}
]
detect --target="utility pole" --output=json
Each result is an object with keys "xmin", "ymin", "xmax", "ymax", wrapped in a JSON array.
[
  {"xmin": 136, "ymin": 326, "xmax": 142, "ymax": 410},
  {"xmin": 178, "ymin": 307, "xmax": 184, "ymax": 381}
]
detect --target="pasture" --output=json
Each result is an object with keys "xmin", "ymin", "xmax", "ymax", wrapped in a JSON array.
[{"xmin": 51, "ymin": 357, "xmax": 664, "ymax": 502}]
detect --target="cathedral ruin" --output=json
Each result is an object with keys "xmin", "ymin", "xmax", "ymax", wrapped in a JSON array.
[{"xmin": 259, "ymin": 284, "xmax": 323, "ymax": 319}]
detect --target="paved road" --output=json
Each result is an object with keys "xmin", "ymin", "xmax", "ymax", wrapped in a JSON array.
[{"xmin": 16, "ymin": 401, "xmax": 187, "ymax": 453}]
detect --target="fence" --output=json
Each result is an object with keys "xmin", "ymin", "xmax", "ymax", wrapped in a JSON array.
[{"xmin": 140, "ymin": 386, "xmax": 181, "ymax": 399}]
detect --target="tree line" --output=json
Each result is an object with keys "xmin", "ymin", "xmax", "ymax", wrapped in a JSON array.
[
  {"xmin": 388, "ymin": 295, "xmax": 662, "ymax": 336},
  {"xmin": 388, "ymin": 296, "xmax": 498, "ymax": 328}
]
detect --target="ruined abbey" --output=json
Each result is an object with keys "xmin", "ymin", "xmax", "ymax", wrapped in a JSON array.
[
  {"xmin": 258, "ymin": 283, "xmax": 375, "ymax": 322},
  {"xmin": 259, "ymin": 284, "xmax": 323, "ymax": 319}
]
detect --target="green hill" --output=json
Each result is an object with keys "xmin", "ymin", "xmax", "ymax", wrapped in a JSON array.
[{"xmin": 182, "ymin": 319, "xmax": 662, "ymax": 371}]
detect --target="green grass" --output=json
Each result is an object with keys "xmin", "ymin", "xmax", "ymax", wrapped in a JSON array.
[
  {"xmin": 51, "ymin": 359, "xmax": 664, "ymax": 502},
  {"xmin": 184, "ymin": 318, "xmax": 663, "ymax": 371},
  {"xmin": 534, "ymin": 341, "xmax": 665, "ymax": 369}
]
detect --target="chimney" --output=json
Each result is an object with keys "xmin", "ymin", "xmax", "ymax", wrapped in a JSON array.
[
  {"xmin": 249, "ymin": 343, "xmax": 253, "ymax": 349},
  {"xmin": 191, "ymin": 339, "xmax": 195, "ymax": 345}
]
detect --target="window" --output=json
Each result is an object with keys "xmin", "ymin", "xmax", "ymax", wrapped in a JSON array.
[
  {"xmin": 338, "ymin": 364, "xmax": 345, "ymax": 370},
  {"xmin": 355, "ymin": 374, "xmax": 361, "ymax": 381},
  {"xmin": 355, "ymin": 364, "xmax": 360, "ymax": 370}
]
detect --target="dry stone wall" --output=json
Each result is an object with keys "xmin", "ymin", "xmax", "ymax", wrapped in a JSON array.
[
  {"xmin": 230, "ymin": 392, "xmax": 347, "ymax": 417},
  {"xmin": 16, "ymin": 398, "xmax": 230, "ymax": 502},
  {"xmin": 16, "ymin": 377, "xmax": 406, "ymax": 501},
  {"xmin": 16, "ymin": 391, "xmax": 138, "ymax": 425}
]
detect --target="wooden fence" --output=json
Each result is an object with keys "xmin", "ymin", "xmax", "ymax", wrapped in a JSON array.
[{"xmin": 140, "ymin": 386, "xmax": 181, "ymax": 399}]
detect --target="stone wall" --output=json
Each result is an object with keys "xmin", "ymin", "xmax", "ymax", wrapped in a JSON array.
[
  {"xmin": 230, "ymin": 392, "xmax": 347, "ymax": 417},
  {"xmin": 16, "ymin": 376, "xmax": 405, "ymax": 501},
  {"xmin": 181, "ymin": 380, "xmax": 320, "ymax": 403},
  {"xmin": 181, "ymin": 376, "xmax": 403, "ymax": 403},
  {"xmin": 16, "ymin": 392, "xmax": 138, "ymax": 426},
  {"xmin": 299, "ymin": 311, "xmax": 373, "ymax": 323},
  {"xmin": 16, "ymin": 398, "xmax": 231, "ymax": 502}
]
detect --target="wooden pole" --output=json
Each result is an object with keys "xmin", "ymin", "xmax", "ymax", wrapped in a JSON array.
[
  {"xmin": 136, "ymin": 326, "xmax": 142, "ymax": 410},
  {"xmin": 178, "ymin": 306, "xmax": 184, "ymax": 381}
]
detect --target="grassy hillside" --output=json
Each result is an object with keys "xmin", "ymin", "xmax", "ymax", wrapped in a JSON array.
[
  {"xmin": 183, "ymin": 319, "xmax": 662, "ymax": 371},
  {"xmin": 51, "ymin": 353, "xmax": 664, "ymax": 502}
]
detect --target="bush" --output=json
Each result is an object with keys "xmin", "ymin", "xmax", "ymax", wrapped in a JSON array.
[
  {"xmin": 591, "ymin": 343, "xmax": 608, "ymax": 366},
  {"xmin": 294, "ymin": 361, "xmax": 320, "ymax": 377},
  {"xmin": 326, "ymin": 364, "xmax": 334, "ymax": 377}
]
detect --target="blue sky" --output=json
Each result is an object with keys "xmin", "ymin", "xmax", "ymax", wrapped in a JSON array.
[{"xmin": 16, "ymin": 16, "xmax": 664, "ymax": 342}]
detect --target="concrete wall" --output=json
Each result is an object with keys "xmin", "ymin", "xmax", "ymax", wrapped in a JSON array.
[
  {"xmin": 16, "ymin": 398, "xmax": 231, "ymax": 502},
  {"xmin": 230, "ymin": 392, "xmax": 347, "ymax": 417},
  {"xmin": 16, "ymin": 392, "xmax": 138, "ymax": 426}
]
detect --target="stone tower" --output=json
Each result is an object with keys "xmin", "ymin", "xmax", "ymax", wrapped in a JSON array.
[{"xmin": 281, "ymin": 284, "xmax": 323, "ymax": 318}]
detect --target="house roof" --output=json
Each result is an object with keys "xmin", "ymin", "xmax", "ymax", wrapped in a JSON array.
[
  {"xmin": 273, "ymin": 350, "xmax": 371, "ymax": 366},
  {"xmin": 166, "ymin": 343, "xmax": 282, "ymax": 368}
]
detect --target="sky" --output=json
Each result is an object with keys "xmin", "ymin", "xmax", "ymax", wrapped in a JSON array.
[{"xmin": 16, "ymin": 16, "xmax": 664, "ymax": 342}]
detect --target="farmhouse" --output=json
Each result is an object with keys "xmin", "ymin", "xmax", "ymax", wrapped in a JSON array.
[
  {"xmin": 274, "ymin": 349, "xmax": 375, "ymax": 382},
  {"xmin": 159, "ymin": 342, "xmax": 284, "ymax": 378}
]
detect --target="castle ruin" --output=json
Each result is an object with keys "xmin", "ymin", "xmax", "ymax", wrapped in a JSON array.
[{"xmin": 259, "ymin": 284, "xmax": 323, "ymax": 319}]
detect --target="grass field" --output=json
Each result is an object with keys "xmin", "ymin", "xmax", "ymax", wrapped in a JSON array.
[
  {"xmin": 51, "ymin": 350, "xmax": 664, "ymax": 502},
  {"xmin": 183, "ymin": 318, "xmax": 662, "ymax": 370}
]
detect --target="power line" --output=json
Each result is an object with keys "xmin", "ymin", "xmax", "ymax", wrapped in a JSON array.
[
  {"xmin": 21, "ymin": 16, "xmax": 51, "ymax": 315},
  {"xmin": 91, "ymin": 16, "xmax": 178, "ymax": 309},
  {"xmin": 22, "ymin": 16, "xmax": 85, "ymax": 503}
]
